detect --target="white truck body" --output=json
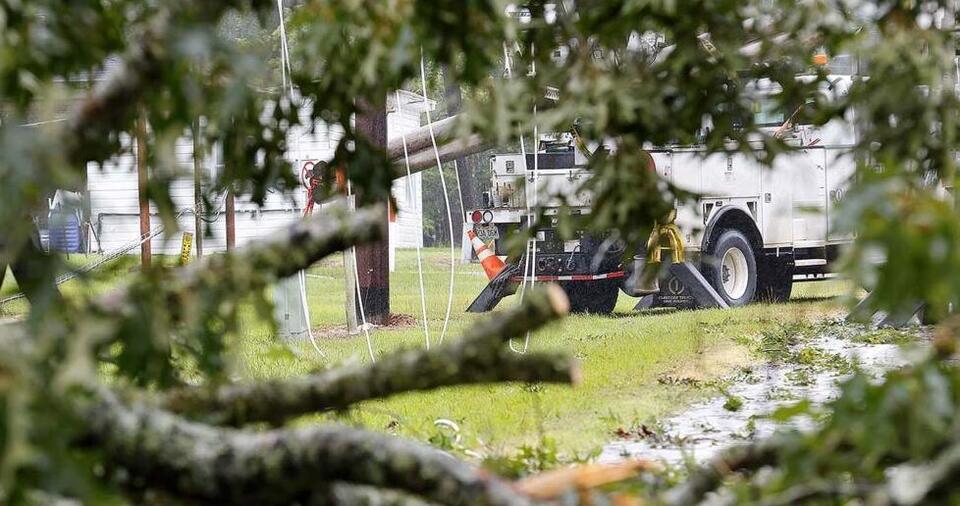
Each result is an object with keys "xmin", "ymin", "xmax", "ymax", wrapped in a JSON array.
[{"xmin": 470, "ymin": 74, "xmax": 859, "ymax": 311}]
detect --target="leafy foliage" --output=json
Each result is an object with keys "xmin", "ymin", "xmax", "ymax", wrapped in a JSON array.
[{"xmin": 2, "ymin": 0, "xmax": 960, "ymax": 504}]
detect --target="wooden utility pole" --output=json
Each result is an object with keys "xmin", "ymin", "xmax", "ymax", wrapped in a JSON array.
[
  {"xmin": 136, "ymin": 111, "xmax": 151, "ymax": 268},
  {"xmin": 193, "ymin": 119, "xmax": 204, "ymax": 258},
  {"xmin": 354, "ymin": 101, "xmax": 390, "ymax": 325},
  {"xmin": 224, "ymin": 126, "xmax": 237, "ymax": 252},
  {"xmin": 225, "ymin": 190, "xmax": 236, "ymax": 251}
]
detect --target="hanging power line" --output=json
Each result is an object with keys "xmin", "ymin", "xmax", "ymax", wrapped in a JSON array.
[
  {"xmin": 395, "ymin": 90, "xmax": 432, "ymax": 350},
  {"xmin": 419, "ymin": 51, "xmax": 458, "ymax": 346}
]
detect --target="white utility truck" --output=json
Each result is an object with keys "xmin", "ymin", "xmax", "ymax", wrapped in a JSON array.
[{"xmin": 466, "ymin": 74, "xmax": 857, "ymax": 313}]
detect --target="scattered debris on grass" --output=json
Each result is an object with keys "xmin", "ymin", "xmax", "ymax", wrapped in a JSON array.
[
  {"xmin": 601, "ymin": 319, "xmax": 929, "ymax": 465},
  {"xmin": 656, "ymin": 374, "xmax": 704, "ymax": 388},
  {"xmin": 722, "ymin": 394, "xmax": 743, "ymax": 412}
]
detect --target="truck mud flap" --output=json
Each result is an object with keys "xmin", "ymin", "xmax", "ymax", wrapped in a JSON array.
[
  {"xmin": 633, "ymin": 262, "xmax": 728, "ymax": 310},
  {"xmin": 466, "ymin": 264, "xmax": 521, "ymax": 313}
]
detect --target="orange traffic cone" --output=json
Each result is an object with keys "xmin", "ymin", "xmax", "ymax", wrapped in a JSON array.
[{"xmin": 467, "ymin": 229, "xmax": 506, "ymax": 280}]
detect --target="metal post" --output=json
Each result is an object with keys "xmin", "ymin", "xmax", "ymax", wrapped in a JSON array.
[
  {"xmin": 193, "ymin": 119, "xmax": 204, "ymax": 258},
  {"xmin": 354, "ymin": 100, "xmax": 390, "ymax": 324},
  {"xmin": 136, "ymin": 111, "xmax": 151, "ymax": 268}
]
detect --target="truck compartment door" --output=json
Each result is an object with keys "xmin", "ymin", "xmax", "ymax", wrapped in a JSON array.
[
  {"xmin": 825, "ymin": 148, "xmax": 855, "ymax": 242},
  {"xmin": 786, "ymin": 147, "xmax": 827, "ymax": 247}
]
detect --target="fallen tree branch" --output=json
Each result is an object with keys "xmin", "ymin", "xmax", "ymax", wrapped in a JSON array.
[
  {"xmin": 164, "ymin": 285, "xmax": 574, "ymax": 425},
  {"xmin": 661, "ymin": 438, "xmax": 781, "ymax": 506},
  {"xmin": 81, "ymin": 388, "xmax": 534, "ymax": 506},
  {"xmin": 515, "ymin": 460, "xmax": 661, "ymax": 500},
  {"xmin": 885, "ymin": 443, "xmax": 960, "ymax": 505},
  {"xmin": 309, "ymin": 483, "xmax": 439, "ymax": 506},
  {"xmin": 92, "ymin": 204, "xmax": 384, "ymax": 320}
]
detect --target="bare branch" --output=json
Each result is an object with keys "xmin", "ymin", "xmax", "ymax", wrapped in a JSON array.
[
  {"xmin": 164, "ymin": 285, "xmax": 574, "ymax": 425},
  {"xmin": 92, "ymin": 204, "xmax": 385, "ymax": 320},
  {"xmin": 81, "ymin": 388, "xmax": 534, "ymax": 506}
]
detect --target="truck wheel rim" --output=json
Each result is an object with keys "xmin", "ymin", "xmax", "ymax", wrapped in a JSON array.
[{"xmin": 721, "ymin": 247, "xmax": 749, "ymax": 299}]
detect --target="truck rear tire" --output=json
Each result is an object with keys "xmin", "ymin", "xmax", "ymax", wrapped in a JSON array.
[
  {"xmin": 702, "ymin": 229, "xmax": 757, "ymax": 307},
  {"xmin": 561, "ymin": 280, "xmax": 619, "ymax": 314},
  {"xmin": 755, "ymin": 257, "xmax": 793, "ymax": 303}
]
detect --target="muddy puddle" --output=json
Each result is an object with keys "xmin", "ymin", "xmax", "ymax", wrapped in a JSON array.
[{"xmin": 599, "ymin": 321, "xmax": 930, "ymax": 466}]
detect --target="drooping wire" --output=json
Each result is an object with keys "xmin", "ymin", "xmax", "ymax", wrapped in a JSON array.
[
  {"xmin": 347, "ymin": 181, "xmax": 376, "ymax": 363},
  {"xmin": 419, "ymin": 50, "xmax": 457, "ymax": 346},
  {"xmin": 395, "ymin": 90, "xmax": 431, "ymax": 350},
  {"xmin": 299, "ymin": 269, "xmax": 325, "ymax": 358},
  {"xmin": 276, "ymin": 0, "xmax": 294, "ymax": 94},
  {"xmin": 277, "ymin": 0, "xmax": 322, "ymax": 358},
  {"xmin": 520, "ymin": 114, "xmax": 541, "ymax": 354},
  {"xmin": 452, "ymin": 157, "xmax": 467, "ymax": 260},
  {"xmin": 509, "ymin": 131, "xmax": 536, "ymax": 354},
  {"xmin": 0, "ymin": 208, "xmax": 190, "ymax": 307},
  {"xmin": 353, "ymin": 243, "xmax": 376, "ymax": 363},
  {"xmin": 510, "ymin": 44, "xmax": 540, "ymax": 355}
]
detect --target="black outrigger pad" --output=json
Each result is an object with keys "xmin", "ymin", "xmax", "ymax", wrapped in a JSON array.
[
  {"xmin": 631, "ymin": 262, "xmax": 728, "ymax": 311},
  {"xmin": 669, "ymin": 262, "xmax": 729, "ymax": 309},
  {"xmin": 879, "ymin": 301, "xmax": 925, "ymax": 328},
  {"xmin": 847, "ymin": 293, "xmax": 924, "ymax": 328},
  {"xmin": 846, "ymin": 292, "xmax": 876, "ymax": 323},
  {"xmin": 466, "ymin": 264, "xmax": 521, "ymax": 313},
  {"xmin": 633, "ymin": 294, "xmax": 656, "ymax": 311}
]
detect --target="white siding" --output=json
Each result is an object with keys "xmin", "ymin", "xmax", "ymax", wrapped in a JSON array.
[
  {"xmin": 87, "ymin": 92, "xmax": 429, "ymax": 255},
  {"xmin": 388, "ymin": 100, "xmax": 424, "ymax": 249}
]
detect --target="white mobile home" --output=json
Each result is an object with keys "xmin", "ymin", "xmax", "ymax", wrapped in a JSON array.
[{"xmin": 85, "ymin": 91, "xmax": 431, "ymax": 259}]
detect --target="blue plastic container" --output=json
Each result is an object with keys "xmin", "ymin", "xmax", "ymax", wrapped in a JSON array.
[{"xmin": 48, "ymin": 211, "xmax": 81, "ymax": 253}]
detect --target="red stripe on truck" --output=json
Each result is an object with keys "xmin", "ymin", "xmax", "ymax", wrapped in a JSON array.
[{"xmin": 509, "ymin": 271, "xmax": 626, "ymax": 283}]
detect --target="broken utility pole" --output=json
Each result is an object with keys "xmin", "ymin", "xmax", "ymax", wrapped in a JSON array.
[{"xmin": 354, "ymin": 101, "xmax": 390, "ymax": 325}]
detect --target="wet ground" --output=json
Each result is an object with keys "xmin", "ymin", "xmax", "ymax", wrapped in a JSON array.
[{"xmin": 599, "ymin": 320, "xmax": 930, "ymax": 465}]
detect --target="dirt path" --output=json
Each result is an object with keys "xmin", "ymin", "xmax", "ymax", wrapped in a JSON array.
[{"xmin": 600, "ymin": 321, "xmax": 928, "ymax": 465}]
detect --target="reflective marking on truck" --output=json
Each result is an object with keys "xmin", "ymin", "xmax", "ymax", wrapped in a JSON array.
[{"xmin": 509, "ymin": 271, "xmax": 626, "ymax": 282}]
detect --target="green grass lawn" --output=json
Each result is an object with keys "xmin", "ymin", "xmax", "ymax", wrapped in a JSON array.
[{"xmin": 0, "ymin": 248, "xmax": 852, "ymax": 458}]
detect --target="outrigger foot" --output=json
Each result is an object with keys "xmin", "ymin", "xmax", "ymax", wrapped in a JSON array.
[{"xmin": 466, "ymin": 264, "xmax": 521, "ymax": 313}]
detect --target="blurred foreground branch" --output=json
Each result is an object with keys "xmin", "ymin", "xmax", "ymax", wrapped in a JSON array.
[
  {"xmin": 165, "ymin": 286, "xmax": 573, "ymax": 425},
  {"xmin": 662, "ymin": 438, "xmax": 782, "ymax": 505},
  {"xmin": 81, "ymin": 388, "xmax": 532, "ymax": 506},
  {"xmin": 61, "ymin": 0, "xmax": 270, "ymax": 167},
  {"xmin": 92, "ymin": 204, "xmax": 385, "ymax": 324}
]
